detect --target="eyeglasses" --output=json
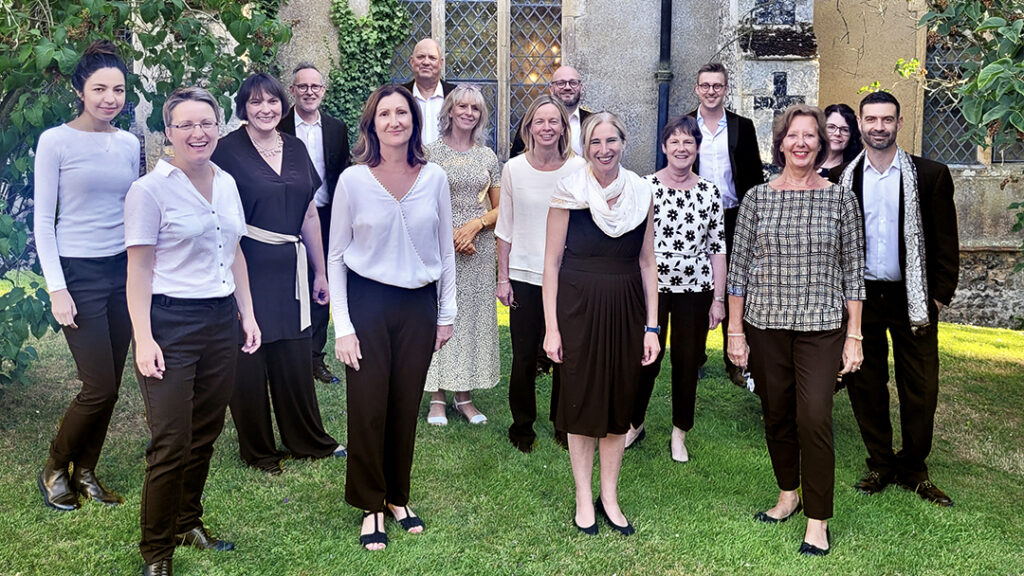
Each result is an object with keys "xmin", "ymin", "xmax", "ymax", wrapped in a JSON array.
[
  {"xmin": 826, "ymin": 124, "xmax": 850, "ymax": 135},
  {"xmin": 697, "ymin": 83, "xmax": 726, "ymax": 92},
  {"xmin": 551, "ymin": 79, "xmax": 581, "ymax": 89},
  {"xmin": 169, "ymin": 121, "xmax": 219, "ymax": 132},
  {"xmin": 294, "ymin": 83, "xmax": 325, "ymax": 94}
]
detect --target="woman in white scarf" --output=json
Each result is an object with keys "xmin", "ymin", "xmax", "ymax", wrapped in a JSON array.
[{"xmin": 542, "ymin": 112, "xmax": 659, "ymax": 536}]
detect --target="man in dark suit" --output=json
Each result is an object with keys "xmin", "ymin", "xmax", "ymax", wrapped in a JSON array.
[
  {"xmin": 402, "ymin": 38, "xmax": 457, "ymax": 145},
  {"xmin": 280, "ymin": 62, "xmax": 350, "ymax": 385},
  {"xmin": 687, "ymin": 62, "xmax": 765, "ymax": 388},
  {"xmin": 830, "ymin": 91, "xmax": 959, "ymax": 506},
  {"xmin": 510, "ymin": 65, "xmax": 591, "ymax": 158}
]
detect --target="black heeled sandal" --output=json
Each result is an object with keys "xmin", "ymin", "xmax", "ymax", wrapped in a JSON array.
[{"xmin": 359, "ymin": 511, "xmax": 387, "ymax": 550}]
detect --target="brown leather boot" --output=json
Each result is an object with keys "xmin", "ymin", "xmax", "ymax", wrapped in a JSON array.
[
  {"xmin": 141, "ymin": 558, "xmax": 173, "ymax": 576},
  {"xmin": 72, "ymin": 467, "xmax": 124, "ymax": 506},
  {"xmin": 38, "ymin": 458, "xmax": 80, "ymax": 511}
]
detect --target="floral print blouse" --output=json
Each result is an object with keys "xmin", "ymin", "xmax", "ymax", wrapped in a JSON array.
[{"xmin": 646, "ymin": 174, "xmax": 726, "ymax": 293}]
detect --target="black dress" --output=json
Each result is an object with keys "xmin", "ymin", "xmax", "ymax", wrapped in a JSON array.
[{"xmin": 555, "ymin": 209, "xmax": 647, "ymax": 437}]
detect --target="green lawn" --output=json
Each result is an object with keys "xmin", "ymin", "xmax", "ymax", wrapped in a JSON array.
[{"xmin": 1, "ymin": 312, "xmax": 1022, "ymax": 575}]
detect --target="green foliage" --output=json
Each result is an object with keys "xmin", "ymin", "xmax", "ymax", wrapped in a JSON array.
[
  {"xmin": 0, "ymin": 0, "xmax": 291, "ymax": 392},
  {"xmin": 321, "ymin": 0, "xmax": 411, "ymax": 144}
]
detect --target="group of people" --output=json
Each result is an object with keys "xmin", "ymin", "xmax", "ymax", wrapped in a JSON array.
[{"xmin": 32, "ymin": 37, "xmax": 959, "ymax": 575}]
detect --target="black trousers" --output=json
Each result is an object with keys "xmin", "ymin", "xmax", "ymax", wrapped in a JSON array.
[
  {"xmin": 841, "ymin": 280, "xmax": 940, "ymax": 483},
  {"xmin": 507, "ymin": 280, "xmax": 562, "ymax": 446},
  {"xmin": 720, "ymin": 207, "xmax": 740, "ymax": 372},
  {"xmin": 345, "ymin": 271, "xmax": 436, "ymax": 511},
  {"xmin": 310, "ymin": 204, "xmax": 332, "ymax": 364},
  {"xmin": 633, "ymin": 291, "xmax": 713, "ymax": 431},
  {"xmin": 746, "ymin": 323, "xmax": 844, "ymax": 520},
  {"xmin": 231, "ymin": 336, "xmax": 337, "ymax": 469},
  {"xmin": 137, "ymin": 295, "xmax": 237, "ymax": 564},
  {"xmin": 50, "ymin": 253, "xmax": 132, "ymax": 470}
]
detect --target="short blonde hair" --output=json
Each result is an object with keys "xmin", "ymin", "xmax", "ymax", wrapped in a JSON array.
[
  {"xmin": 163, "ymin": 86, "xmax": 222, "ymax": 128},
  {"xmin": 438, "ymin": 85, "xmax": 490, "ymax": 146},
  {"xmin": 771, "ymin": 104, "xmax": 829, "ymax": 169},
  {"xmin": 580, "ymin": 112, "xmax": 627, "ymax": 163},
  {"xmin": 519, "ymin": 95, "xmax": 571, "ymax": 161}
]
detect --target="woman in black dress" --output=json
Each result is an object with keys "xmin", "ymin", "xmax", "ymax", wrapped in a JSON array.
[
  {"xmin": 211, "ymin": 73, "xmax": 343, "ymax": 474},
  {"xmin": 542, "ymin": 112, "xmax": 659, "ymax": 536}
]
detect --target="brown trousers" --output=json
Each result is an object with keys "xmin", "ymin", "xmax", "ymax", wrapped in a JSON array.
[
  {"xmin": 344, "ymin": 271, "xmax": 437, "ymax": 512},
  {"xmin": 746, "ymin": 323, "xmax": 844, "ymax": 520}
]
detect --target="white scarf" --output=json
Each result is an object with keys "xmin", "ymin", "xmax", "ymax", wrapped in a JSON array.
[
  {"xmin": 840, "ymin": 147, "xmax": 930, "ymax": 331},
  {"xmin": 549, "ymin": 165, "xmax": 652, "ymax": 237}
]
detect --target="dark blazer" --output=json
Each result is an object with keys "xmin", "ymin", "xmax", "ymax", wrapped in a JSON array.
[
  {"xmin": 687, "ymin": 108, "xmax": 765, "ymax": 207},
  {"xmin": 509, "ymin": 107, "xmax": 593, "ymax": 158},
  {"xmin": 829, "ymin": 155, "xmax": 960, "ymax": 306},
  {"xmin": 279, "ymin": 107, "xmax": 350, "ymax": 203}
]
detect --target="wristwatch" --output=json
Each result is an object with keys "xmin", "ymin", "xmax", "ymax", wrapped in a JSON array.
[{"xmin": 644, "ymin": 325, "xmax": 661, "ymax": 335}]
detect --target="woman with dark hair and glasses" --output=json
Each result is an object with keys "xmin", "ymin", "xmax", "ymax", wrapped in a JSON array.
[
  {"xmin": 819, "ymin": 103, "xmax": 863, "ymax": 176},
  {"xmin": 212, "ymin": 73, "xmax": 344, "ymax": 475},
  {"xmin": 329, "ymin": 84, "xmax": 456, "ymax": 550},
  {"xmin": 34, "ymin": 39, "xmax": 139, "ymax": 512}
]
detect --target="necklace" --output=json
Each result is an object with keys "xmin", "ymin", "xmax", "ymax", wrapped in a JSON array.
[{"xmin": 247, "ymin": 127, "xmax": 283, "ymax": 159}]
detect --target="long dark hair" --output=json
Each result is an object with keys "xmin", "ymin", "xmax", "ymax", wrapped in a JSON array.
[
  {"xmin": 352, "ymin": 84, "xmax": 426, "ymax": 167},
  {"xmin": 824, "ymin": 103, "xmax": 863, "ymax": 162},
  {"xmin": 71, "ymin": 40, "xmax": 128, "ymax": 112}
]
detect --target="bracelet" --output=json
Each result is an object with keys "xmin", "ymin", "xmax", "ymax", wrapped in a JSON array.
[
  {"xmin": 846, "ymin": 333, "xmax": 864, "ymax": 341},
  {"xmin": 714, "ymin": 296, "xmax": 725, "ymax": 302},
  {"xmin": 479, "ymin": 217, "xmax": 488, "ymax": 228},
  {"xmin": 497, "ymin": 279, "xmax": 510, "ymax": 285},
  {"xmin": 727, "ymin": 333, "xmax": 746, "ymax": 338}
]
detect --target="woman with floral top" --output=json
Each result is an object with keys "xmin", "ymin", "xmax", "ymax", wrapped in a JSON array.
[{"xmin": 624, "ymin": 115, "xmax": 726, "ymax": 463}]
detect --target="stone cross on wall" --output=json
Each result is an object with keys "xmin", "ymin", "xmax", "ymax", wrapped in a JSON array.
[{"xmin": 753, "ymin": 71, "xmax": 805, "ymax": 117}]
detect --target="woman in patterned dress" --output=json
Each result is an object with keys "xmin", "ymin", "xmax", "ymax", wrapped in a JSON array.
[
  {"xmin": 625, "ymin": 115, "xmax": 726, "ymax": 462},
  {"xmin": 422, "ymin": 85, "xmax": 501, "ymax": 426}
]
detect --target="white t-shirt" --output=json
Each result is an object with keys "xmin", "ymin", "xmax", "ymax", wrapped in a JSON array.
[
  {"xmin": 124, "ymin": 160, "xmax": 247, "ymax": 299},
  {"xmin": 494, "ymin": 154, "xmax": 587, "ymax": 286},
  {"xmin": 328, "ymin": 162, "xmax": 457, "ymax": 337},
  {"xmin": 33, "ymin": 124, "xmax": 140, "ymax": 291}
]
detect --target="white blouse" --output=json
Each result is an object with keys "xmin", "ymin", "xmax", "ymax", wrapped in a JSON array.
[
  {"xmin": 494, "ymin": 155, "xmax": 586, "ymax": 285},
  {"xmin": 124, "ymin": 160, "xmax": 247, "ymax": 299},
  {"xmin": 328, "ymin": 162, "xmax": 457, "ymax": 338}
]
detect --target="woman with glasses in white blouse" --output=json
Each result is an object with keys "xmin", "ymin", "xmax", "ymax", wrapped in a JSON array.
[{"xmin": 329, "ymin": 85, "xmax": 456, "ymax": 551}]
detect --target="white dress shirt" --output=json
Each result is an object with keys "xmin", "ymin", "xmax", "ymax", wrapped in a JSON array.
[
  {"xmin": 494, "ymin": 155, "xmax": 587, "ymax": 285},
  {"xmin": 124, "ymin": 159, "xmax": 247, "ymax": 298},
  {"xmin": 567, "ymin": 108, "xmax": 582, "ymax": 156},
  {"xmin": 696, "ymin": 109, "xmax": 738, "ymax": 209},
  {"xmin": 328, "ymin": 163, "xmax": 457, "ymax": 337},
  {"xmin": 412, "ymin": 82, "xmax": 446, "ymax": 145},
  {"xmin": 293, "ymin": 111, "xmax": 329, "ymax": 207},
  {"xmin": 862, "ymin": 154, "xmax": 903, "ymax": 281}
]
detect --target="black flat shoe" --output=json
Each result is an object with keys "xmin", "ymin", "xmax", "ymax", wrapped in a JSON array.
[
  {"xmin": 387, "ymin": 505, "xmax": 425, "ymax": 532},
  {"xmin": 594, "ymin": 497, "xmax": 635, "ymax": 536},
  {"xmin": 574, "ymin": 519, "xmax": 598, "ymax": 535},
  {"xmin": 754, "ymin": 502, "xmax": 803, "ymax": 524},
  {"xmin": 359, "ymin": 511, "xmax": 387, "ymax": 550},
  {"xmin": 798, "ymin": 528, "xmax": 831, "ymax": 556}
]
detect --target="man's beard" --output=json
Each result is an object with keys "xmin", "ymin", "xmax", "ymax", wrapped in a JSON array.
[{"xmin": 864, "ymin": 130, "xmax": 897, "ymax": 150}]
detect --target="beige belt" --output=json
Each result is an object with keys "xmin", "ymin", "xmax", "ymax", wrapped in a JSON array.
[{"xmin": 245, "ymin": 224, "xmax": 311, "ymax": 331}]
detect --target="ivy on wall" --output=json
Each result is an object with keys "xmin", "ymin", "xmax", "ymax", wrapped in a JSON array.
[{"xmin": 321, "ymin": 0, "xmax": 411, "ymax": 144}]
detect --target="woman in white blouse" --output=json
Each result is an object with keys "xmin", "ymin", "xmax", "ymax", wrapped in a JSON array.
[
  {"xmin": 33, "ymin": 40, "xmax": 138, "ymax": 512},
  {"xmin": 625, "ymin": 115, "xmax": 727, "ymax": 462},
  {"xmin": 329, "ymin": 85, "xmax": 456, "ymax": 551},
  {"xmin": 494, "ymin": 95, "xmax": 586, "ymax": 453},
  {"xmin": 124, "ymin": 87, "xmax": 260, "ymax": 576}
]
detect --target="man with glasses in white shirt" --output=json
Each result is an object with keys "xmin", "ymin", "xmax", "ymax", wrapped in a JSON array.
[
  {"xmin": 510, "ymin": 66, "xmax": 592, "ymax": 157},
  {"xmin": 280, "ymin": 62, "xmax": 350, "ymax": 386}
]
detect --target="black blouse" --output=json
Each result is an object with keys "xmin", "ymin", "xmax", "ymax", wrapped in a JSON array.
[{"xmin": 212, "ymin": 128, "xmax": 322, "ymax": 343}]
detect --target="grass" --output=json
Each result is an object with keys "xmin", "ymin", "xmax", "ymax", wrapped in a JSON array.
[{"xmin": 0, "ymin": 309, "xmax": 1022, "ymax": 575}]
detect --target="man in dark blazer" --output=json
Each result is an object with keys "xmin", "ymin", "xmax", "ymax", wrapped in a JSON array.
[
  {"xmin": 687, "ymin": 62, "xmax": 765, "ymax": 387},
  {"xmin": 402, "ymin": 38, "xmax": 457, "ymax": 145},
  {"xmin": 830, "ymin": 91, "xmax": 959, "ymax": 507},
  {"xmin": 281, "ymin": 62, "xmax": 350, "ymax": 385},
  {"xmin": 510, "ymin": 65, "xmax": 591, "ymax": 158}
]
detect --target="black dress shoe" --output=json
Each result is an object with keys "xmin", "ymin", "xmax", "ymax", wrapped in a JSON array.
[
  {"xmin": 73, "ymin": 467, "xmax": 123, "ymax": 505},
  {"xmin": 142, "ymin": 558, "xmax": 173, "ymax": 576},
  {"xmin": 798, "ymin": 528, "xmax": 831, "ymax": 556},
  {"xmin": 897, "ymin": 478, "xmax": 954, "ymax": 507},
  {"xmin": 854, "ymin": 470, "xmax": 893, "ymax": 495},
  {"xmin": 754, "ymin": 502, "xmax": 802, "ymax": 524},
  {"xmin": 176, "ymin": 525, "xmax": 235, "ymax": 551},
  {"xmin": 574, "ymin": 519, "xmax": 598, "ymax": 535},
  {"xmin": 726, "ymin": 364, "xmax": 747, "ymax": 388},
  {"xmin": 595, "ymin": 497, "xmax": 634, "ymax": 536},
  {"xmin": 313, "ymin": 361, "xmax": 340, "ymax": 384},
  {"xmin": 38, "ymin": 458, "xmax": 80, "ymax": 511}
]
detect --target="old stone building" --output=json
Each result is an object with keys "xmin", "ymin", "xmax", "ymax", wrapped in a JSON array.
[{"xmin": 277, "ymin": 0, "xmax": 1022, "ymax": 327}]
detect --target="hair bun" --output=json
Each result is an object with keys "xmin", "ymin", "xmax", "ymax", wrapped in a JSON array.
[{"xmin": 83, "ymin": 39, "xmax": 119, "ymax": 57}]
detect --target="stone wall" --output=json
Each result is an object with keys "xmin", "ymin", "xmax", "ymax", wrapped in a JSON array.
[{"xmin": 945, "ymin": 250, "xmax": 1023, "ymax": 328}]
